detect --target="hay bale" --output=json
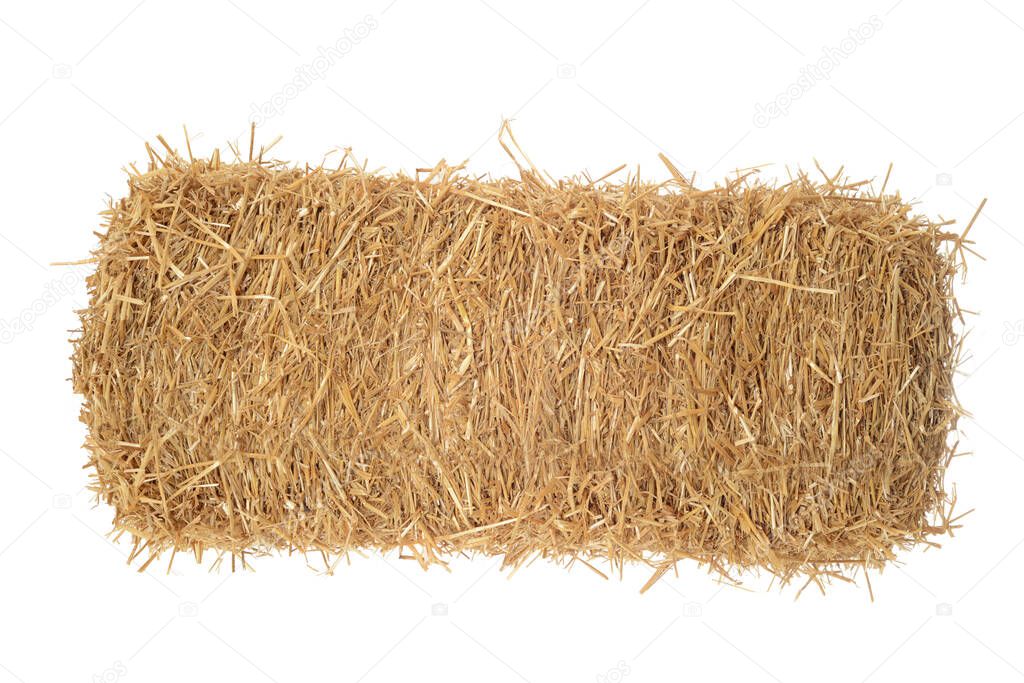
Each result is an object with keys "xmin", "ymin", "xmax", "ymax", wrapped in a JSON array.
[{"xmin": 71, "ymin": 132, "xmax": 967, "ymax": 586}]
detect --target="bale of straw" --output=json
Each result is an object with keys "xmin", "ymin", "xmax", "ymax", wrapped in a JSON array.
[{"xmin": 71, "ymin": 133, "xmax": 966, "ymax": 585}]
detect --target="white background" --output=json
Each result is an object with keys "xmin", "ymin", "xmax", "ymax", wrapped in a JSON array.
[{"xmin": 1, "ymin": 1, "xmax": 1022, "ymax": 681}]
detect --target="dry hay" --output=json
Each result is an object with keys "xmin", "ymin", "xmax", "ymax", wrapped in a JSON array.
[{"xmin": 70, "ymin": 126, "xmax": 975, "ymax": 591}]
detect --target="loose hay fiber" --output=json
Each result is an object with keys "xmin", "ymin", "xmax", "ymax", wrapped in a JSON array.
[{"xmin": 71, "ymin": 129, "xmax": 973, "ymax": 589}]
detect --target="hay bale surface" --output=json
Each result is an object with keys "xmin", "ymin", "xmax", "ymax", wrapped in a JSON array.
[{"xmin": 72, "ymin": 135, "xmax": 965, "ymax": 585}]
